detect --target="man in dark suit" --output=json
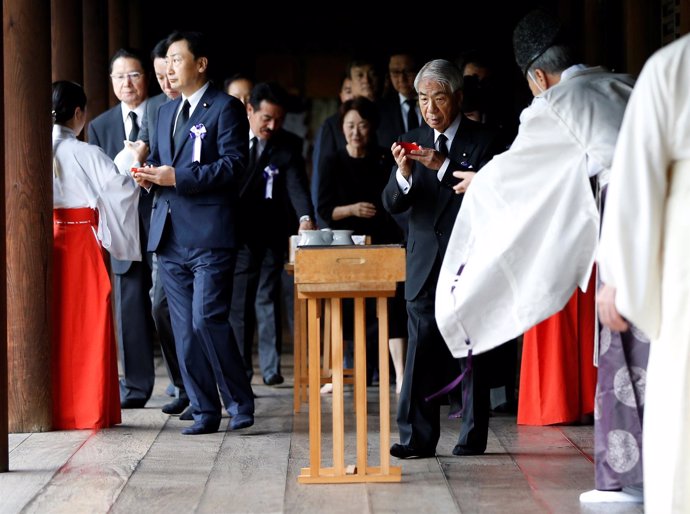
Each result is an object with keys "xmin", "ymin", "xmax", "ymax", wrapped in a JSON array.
[
  {"xmin": 230, "ymin": 82, "xmax": 315, "ymax": 386},
  {"xmin": 88, "ymin": 48, "xmax": 157, "ymax": 409},
  {"xmin": 134, "ymin": 30, "xmax": 254, "ymax": 435},
  {"xmin": 377, "ymin": 52, "xmax": 423, "ymax": 149},
  {"xmin": 382, "ymin": 59, "xmax": 503, "ymax": 458},
  {"xmin": 135, "ymin": 38, "xmax": 192, "ymax": 419}
]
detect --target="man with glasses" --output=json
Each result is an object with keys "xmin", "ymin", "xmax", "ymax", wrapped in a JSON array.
[
  {"xmin": 88, "ymin": 48, "xmax": 157, "ymax": 410},
  {"xmin": 378, "ymin": 52, "xmax": 422, "ymax": 149}
]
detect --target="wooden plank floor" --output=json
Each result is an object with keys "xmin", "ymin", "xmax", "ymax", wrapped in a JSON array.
[{"xmin": 1, "ymin": 354, "xmax": 643, "ymax": 514}]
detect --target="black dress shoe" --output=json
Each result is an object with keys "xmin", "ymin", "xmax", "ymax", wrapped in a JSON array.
[
  {"xmin": 230, "ymin": 413, "xmax": 254, "ymax": 431},
  {"xmin": 389, "ymin": 443, "xmax": 435, "ymax": 459},
  {"xmin": 162, "ymin": 398, "xmax": 190, "ymax": 415},
  {"xmin": 180, "ymin": 406, "xmax": 194, "ymax": 421},
  {"xmin": 181, "ymin": 420, "xmax": 219, "ymax": 435},
  {"xmin": 452, "ymin": 444, "xmax": 485, "ymax": 456},
  {"xmin": 263, "ymin": 374, "xmax": 284, "ymax": 386},
  {"xmin": 120, "ymin": 398, "xmax": 147, "ymax": 409}
]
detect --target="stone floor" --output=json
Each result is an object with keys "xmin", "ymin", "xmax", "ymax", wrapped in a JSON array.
[{"xmin": 1, "ymin": 354, "xmax": 643, "ymax": 514}]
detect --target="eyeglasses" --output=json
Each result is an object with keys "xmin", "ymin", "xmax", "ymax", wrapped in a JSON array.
[{"xmin": 110, "ymin": 72, "xmax": 144, "ymax": 83}]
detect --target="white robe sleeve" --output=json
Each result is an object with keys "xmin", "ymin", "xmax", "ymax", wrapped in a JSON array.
[
  {"xmin": 436, "ymin": 99, "xmax": 599, "ymax": 358},
  {"xmin": 436, "ymin": 71, "xmax": 634, "ymax": 358},
  {"xmin": 96, "ymin": 171, "xmax": 141, "ymax": 261}
]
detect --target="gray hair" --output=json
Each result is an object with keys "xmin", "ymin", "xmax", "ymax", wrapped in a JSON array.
[
  {"xmin": 414, "ymin": 59, "xmax": 464, "ymax": 94},
  {"xmin": 526, "ymin": 45, "xmax": 575, "ymax": 76}
]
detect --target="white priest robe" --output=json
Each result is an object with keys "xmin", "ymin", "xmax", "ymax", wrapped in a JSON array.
[
  {"xmin": 436, "ymin": 66, "xmax": 633, "ymax": 358},
  {"xmin": 53, "ymin": 124, "xmax": 141, "ymax": 261},
  {"xmin": 598, "ymin": 34, "xmax": 690, "ymax": 514}
]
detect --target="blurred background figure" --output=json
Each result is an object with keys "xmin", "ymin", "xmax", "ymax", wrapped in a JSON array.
[
  {"xmin": 225, "ymin": 73, "xmax": 254, "ymax": 105},
  {"xmin": 312, "ymin": 57, "xmax": 381, "ymax": 228},
  {"xmin": 317, "ymin": 97, "xmax": 405, "ymax": 391},
  {"xmin": 231, "ymin": 82, "xmax": 315, "ymax": 386}
]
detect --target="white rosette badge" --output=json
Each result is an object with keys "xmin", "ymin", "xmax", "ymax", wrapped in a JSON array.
[
  {"xmin": 189, "ymin": 123, "xmax": 206, "ymax": 163},
  {"xmin": 263, "ymin": 164, "xmax": 279, "ymax": 199}
]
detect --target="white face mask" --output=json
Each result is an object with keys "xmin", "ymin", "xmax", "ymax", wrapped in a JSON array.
[{"xmin": 527, "ymin": 70, "xmax": 545, "ymax": 94}]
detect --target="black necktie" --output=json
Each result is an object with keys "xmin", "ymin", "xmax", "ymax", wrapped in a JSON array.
[
  {"xmin": 127, "ymin": 111, "xmax": 139, "ymax": 142},
  {"xmin": 173, "ymin": 100, "xmax": 190, "ymax": 152},
  {"xmin": 248, "ymin": 136, "xmax": 258, "ymax": 171},
  {"xmin": 405, "ymin": 98, "xmax": 419, "ymax": 130},
  {"xmin": 437, "ymin": 134, "xmax": 448, "ymax": 157}
]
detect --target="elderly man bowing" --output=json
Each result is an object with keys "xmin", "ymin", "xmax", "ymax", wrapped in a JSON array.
[{"xmin": 383, "ymin": 59, "xmax": 504, "ymax": 459}]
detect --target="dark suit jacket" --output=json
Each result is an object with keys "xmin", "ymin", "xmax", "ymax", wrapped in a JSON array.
[
  {"xmin": 238, "ymin": 129, "xmax": 313, "ymax": 249},
  {"xmin": 87, "ymin": 102, "xmax": 152, "ymax": 274},
  {"xmin": 88, "ymin": 104, "xmax": 127, "ymax": 160},
  {"xmin": 382, "ymin": 116, "xmax": 499, "ymax": 301},
  {"xmin": 147, "ymin": 86, "xmax": 249, "ymax": 252},
  {"xmin": 139, "ymin": 92, "xmax": 168, "ymax": 145},
  {"xmin": 376, "ymin": 94, "xmax": 426, "ymax": 150}
]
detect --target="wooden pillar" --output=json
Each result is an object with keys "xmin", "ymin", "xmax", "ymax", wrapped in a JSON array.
[
  {"xmin": 681, "ymin": 0, "xmax": 690, "ymax": 36},
  {"xmin": 582, "ymin": 0, "xmax": 605, "ymax": 67},
  {"xmin": 127, "ymin": 0, "xmax": 143, "ymax": 51},
  {"xmin": 107, "ymin": 0, "xmax": 127, "ymax": 107},
  {"xmin": 4, "ymin": 0, "xmax": 53, "ymax": 433},
  {"xmin": 82, "ymin": 0, "xmax": 109, "ymax": 132},
  {"xmin": 0, "ymin": 0, "xmax": 7, "ymax": 474},
  {"xmin": 625, "ymin": 0, "xmax": 661, "ymax": 75},
  {"xmin": 51, "ymin": 0, "xmax": 83, "ymax": 83}
]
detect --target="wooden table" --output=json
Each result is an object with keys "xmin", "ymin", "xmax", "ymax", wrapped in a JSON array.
[{"xmin": 294, "ymin": 245, "xmax": 405, "ymax": 484}]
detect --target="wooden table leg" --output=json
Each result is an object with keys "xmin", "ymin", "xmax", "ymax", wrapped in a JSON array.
[
  {"xmin": 377, "ymin": 297, "xmax": 391, "ymax": 474},
  {"xmin": 293, "ymin": 285, "xmax": 302, "ymax": 413},
  {"xmin": 353, "ymin": 297, "xmax": 368, "ymax": 477},
  {"xmin": 307, "ymin": 298, "xmax": 322, "ymax": 476},
  {"xmin": 322, "ymin": 299, "xmax": 332, "ymax": 382},
  {"xmin": 330, "ymin": 298, "xmax": 345, "ymax": 475}
]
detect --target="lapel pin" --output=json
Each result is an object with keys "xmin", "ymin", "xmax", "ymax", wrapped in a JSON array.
[{"xmin": 202, "ymin": 102, "xmax": 209, "ymax": 108}]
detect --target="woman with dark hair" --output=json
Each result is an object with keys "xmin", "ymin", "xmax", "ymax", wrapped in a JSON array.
[
  {"xmin": 318, "ymin": 96, "xmax": 407, "ymax": 393},
  {"xmin": 52, "ymin": 80, "xmax": 140, "ymax": 429}
]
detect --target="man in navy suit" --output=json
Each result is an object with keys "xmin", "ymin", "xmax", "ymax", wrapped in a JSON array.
[
  {"xmin": 88, "ymin": 48, "xmax": 157, "ymax": 409},
  {"xmin": 135, "ymin": 38, "xmax": 192, "ymax": 419},
  {"xmin": 383, "ymin": 59, "xmax": 505, "ymax": 458},
  {"xmin": 230, "ymin": 82, "xmax": 315, "ymax": 386},
  {"xmin": 134, "ymin": 31, "xmax": 254, "ymax": 435}
]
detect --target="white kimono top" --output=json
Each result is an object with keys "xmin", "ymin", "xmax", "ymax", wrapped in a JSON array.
[
  {"xmin": 436, "ymin": 66, "xmax": 634, "ymax": 358},
  {"xmin": 52, "ymin": 124, "xmax": 141, "ymax": 261},
  {"xmin": 598, "ymin": 35, "xmax": 690, "ymax": 340}
]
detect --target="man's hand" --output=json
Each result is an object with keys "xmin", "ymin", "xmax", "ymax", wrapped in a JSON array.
[
  {"xmin": 349, "ymin": 202, "xmax": 376, "ymax": 218},
  {"xmin": 391, "ymin": 142, "xmax": 415, "ymax": 179},
  {"xmin": 452, "ymin": 171, "xmax": 476, "ymax": 194},
  {"xmin": 403, "ymin": 146, "xmax": 446, "ymax": 171},
  {"xmin": 299, "ymin": 219, "xmax": 316, "ymax": 231},
  {"xmin": 597, "ymin": 283, "xmax": 629, "ymax": 332},
  {"xmin": 132, "ymin": 165, "xmax": 177, "ymax": 187}
]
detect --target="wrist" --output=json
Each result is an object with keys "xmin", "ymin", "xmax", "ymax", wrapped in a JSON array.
[{"xmin": 299, "ymin": 215, "xmax": 312, "ymax": 223}]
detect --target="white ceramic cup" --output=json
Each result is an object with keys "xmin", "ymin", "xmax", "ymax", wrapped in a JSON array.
[{"xmin": 331, "ymin": 229, "xmax": 354, "ymax": 245}]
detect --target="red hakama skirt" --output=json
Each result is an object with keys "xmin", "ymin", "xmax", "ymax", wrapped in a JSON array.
[
  {"xmin": 517, "ymin": 272, "xmax": 598, "ymax": 426},
  {"xmin": 52, "ymin": 208, "xmax": 121, "ymax": 430}
]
